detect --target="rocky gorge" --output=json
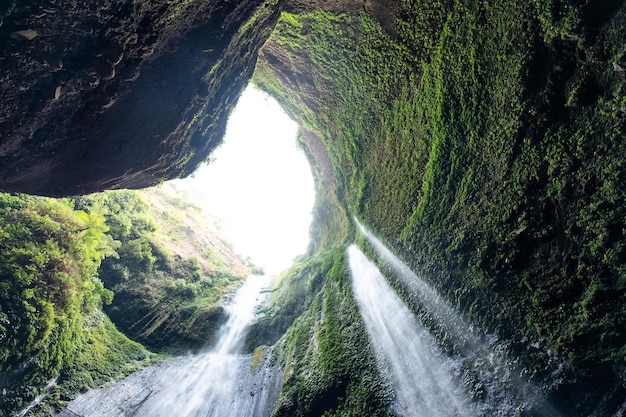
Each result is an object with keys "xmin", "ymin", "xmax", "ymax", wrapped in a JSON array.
[{"xmin": 1, "ymin": 0, "xmax": 626, "ymax": 416}]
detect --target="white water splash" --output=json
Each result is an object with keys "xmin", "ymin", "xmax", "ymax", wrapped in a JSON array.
[
  {"xmin": 61, "ymin": 275, "xmax": 282, "ymax": 417},
  {"xmin": 348, "ymin": 245, "xmax": 469, "ymax": 417}
]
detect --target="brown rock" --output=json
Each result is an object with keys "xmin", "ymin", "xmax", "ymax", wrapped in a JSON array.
[{"xmin": 0, "ymin": 0, "xmax": 277, "ymax": 196}]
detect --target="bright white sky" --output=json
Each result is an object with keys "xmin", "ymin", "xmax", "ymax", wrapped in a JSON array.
[{"xmin": 171, "ymin": 85, "xmax": 315, "ymax": 275}]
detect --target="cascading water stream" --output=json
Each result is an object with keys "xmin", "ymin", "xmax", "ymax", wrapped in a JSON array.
[
  {"xmin": 348, "ymin": 245, "xmax": 469, "ymax": 417},
  {"xmin": 355, "ymin": 219, "xmax": 479, "ymax": 352},
  {"xmin": 351, "ymin": 221, "xmax": 564, "ymax": 417},
  {"xmin": 60, "ymin": 275, "xmax": 282, "ymax": 417}
]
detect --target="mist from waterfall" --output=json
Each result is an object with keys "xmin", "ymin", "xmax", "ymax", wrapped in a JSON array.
[
  {"xmin": 350, "ymin": 221, "xmax": 564, "ymax": 417},
  {"xmin": 60, "ymin": 275, "xmax": 282, "ymax": 417}
]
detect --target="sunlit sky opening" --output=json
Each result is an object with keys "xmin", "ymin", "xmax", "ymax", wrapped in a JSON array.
[{"xmin": 171, "ymin": 85, "xmax": 315, "ymax": 275}]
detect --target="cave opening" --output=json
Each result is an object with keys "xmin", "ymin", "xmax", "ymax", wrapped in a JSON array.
[{"xmin": 172, "ymin": 84, "xmax": 315, "ymax": 276}]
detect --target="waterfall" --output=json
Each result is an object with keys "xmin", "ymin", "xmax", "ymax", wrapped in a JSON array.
[
  {"xmin": 348, "ymin": 245, "xmax": 469, "ymax": 417},
  {"xmin": 60, "ymin": 275, "xmax": 282, "ymax": 417},
  {"xmin": 351, "ymin": 221, "xmax": 564, "ymax": 417},
  {"xmin": 355, "ymin": 219, "xmax": 479, "ymax": 352}
]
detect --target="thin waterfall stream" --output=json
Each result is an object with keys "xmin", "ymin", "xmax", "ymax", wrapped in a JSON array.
[
  {"xmin": 348, "ymin": 244, "xmax": 469, "ymax": 417},
  {"xmin": 59, "ymin": 275, "xmax": 282, "ymax": 417},
  {"xmin": 350, "ymin": 221, "xmax": 564, "ymax": 417},
  {"xmin": 58, "ymin": 223, "xmax": 565, "ymax": 417}
]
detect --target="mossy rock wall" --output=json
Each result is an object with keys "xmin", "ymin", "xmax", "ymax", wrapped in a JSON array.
[{"xmin": 254, "ymin": 1, "xmax": 626, "ymax": 415}]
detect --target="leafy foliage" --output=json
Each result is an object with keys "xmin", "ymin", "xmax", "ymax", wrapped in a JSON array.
[
  {"xmin": 245, "ymin": 247, "xmax": 339, "ymax": 351},
  {"xmin": 270, "ymin": 249, "xmax": 395, "ymax": 417},
  {"xmin": 0, "ymin": 195, "xmax": 114, "ymax": 372},
  {"xmin": 75, "ymin": 187, "xmax": 250, "ymax": 352},
  {"xmin": 0, "ymin": 193, "xmax": 149, "ymax": 416},
  {"xmin": 0, "ymin": 185, "xmax": 251, "ymax": 415}
]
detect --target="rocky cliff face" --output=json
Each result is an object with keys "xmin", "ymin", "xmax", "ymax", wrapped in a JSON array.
[
  {"xmin": 0, "ymin": 0, "xmax": 277, "ymax": 196},
  {"xmin": 0, "ymin": 0, "xmax": 398, "ymax": 197}
]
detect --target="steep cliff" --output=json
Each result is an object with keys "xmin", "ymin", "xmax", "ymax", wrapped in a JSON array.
[
  {"xmin": 0, "ymin": 193, "xmax": 154, "ymax": 416},
  {"xmin": 77, "ymin": 185, "xmax": 252, "ymax": 353},
  {"xmin": 0, "ymin": 186, "xmax": 254, "ymax": 416},
  {"xmin": 254, "ymin": 1, "xmax": 626, "ymax": 415}
]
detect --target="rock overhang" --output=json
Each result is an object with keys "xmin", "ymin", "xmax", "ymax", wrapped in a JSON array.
[{"xmin": 0, "ymin": 0, "xmax": 277, "ymax": 196}]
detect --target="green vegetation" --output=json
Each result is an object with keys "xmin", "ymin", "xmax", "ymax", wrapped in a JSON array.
[
  {"xmin": 269, "ymin": 248, "xmax": 394, "ymax": 417},
  {"xmin": 0, "ymin": 193, "xmax": 153, "ymax": 416},
  {"xmin": 165, "ymin": 0, "xmax": 198, "ymax": 21},
  {"xmin": 251, "ymin": 345, "xmax": 269, "ymax": 371},
  {"xmin": 0, "ymin": 185, "xmax": 253, "ymax": 415},
  {"xmin": 256, "ymin": 0, "xmax": 626, "ymax": 414},
  {"xmin": 246, "ymin": 247, "xmax": 342, "ymax": 351},
  {"xmin": 2, "ymin": 1, "xmax": 625, "ymax": 415},
  {"xmin": 75, "ymin": 186, "xmax": 251, "ymax": 352}
]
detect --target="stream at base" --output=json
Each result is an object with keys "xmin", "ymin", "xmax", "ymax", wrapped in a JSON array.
[{"xmin": 60, "ymin": 275, "xmax": 282, "ymax": 417}]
